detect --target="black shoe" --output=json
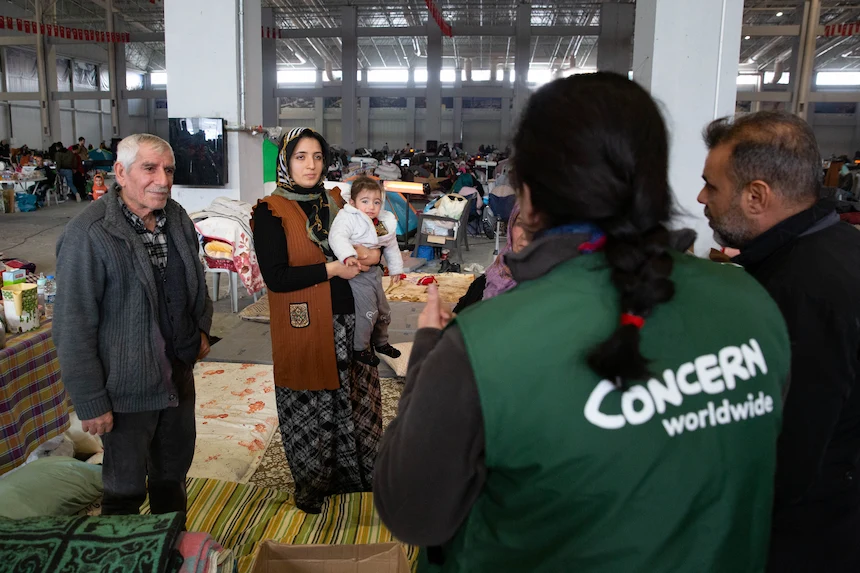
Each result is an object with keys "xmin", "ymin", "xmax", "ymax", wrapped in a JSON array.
[
  {"xmin": 353, "ymin": 349, "xmax": 380, "ymax": 367},
  {"xmin": 439, "ymin": 259, "xmax": 452, "ymax": 273},
  {"xmin": 375, "ymin": 343, "xmax": 401, "ymax": 359}
]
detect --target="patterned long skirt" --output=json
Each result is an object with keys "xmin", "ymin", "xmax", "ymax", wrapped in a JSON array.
[{"xmin": 274, "ymin": 313, "xmax": 383, "ymax": 511}]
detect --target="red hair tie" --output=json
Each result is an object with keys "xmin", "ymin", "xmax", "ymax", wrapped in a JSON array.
[{"xmin": 620, "ymin": 313, "xmax": 645, "ymax": 329}]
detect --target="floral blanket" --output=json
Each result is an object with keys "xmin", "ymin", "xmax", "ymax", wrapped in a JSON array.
[
  {"xmin": 191, "ymin": 198, "xmax": 265, "ymax": 296},
  {"xmin": 187, "ymin": 362, "xmax": 279, "ymax": 484}
]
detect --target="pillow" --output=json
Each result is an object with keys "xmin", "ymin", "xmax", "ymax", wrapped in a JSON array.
[
  {"xmin": 377, "ymin": 342, "xmax": 412, "ymax": 378},
  {"xmin": 0, "ymin": 456, "xmax": 103, "ymax": 519}
]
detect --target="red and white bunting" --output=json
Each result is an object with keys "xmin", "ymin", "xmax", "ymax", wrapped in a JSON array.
[
  {"xmin": 424, "ymin": 0, "xmax": 453, "ymax": 37},
  {"xmin": 262, "ymin": 26, "xmax": 281, "ymax": 39},
  {"xmin": 824, "ymin": 22, "xmax": 860, "ymax": 37},
  {"xmin": 0, "ymin": 15, "xmax": 131, "ymax": 42}
]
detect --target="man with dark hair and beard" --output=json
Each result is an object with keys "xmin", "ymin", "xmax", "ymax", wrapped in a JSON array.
[{"xmin": 699, "ymin": 110, "xmax": 860, "ymax": 573}]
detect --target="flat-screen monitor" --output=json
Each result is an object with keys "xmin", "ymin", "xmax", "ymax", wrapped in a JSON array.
[
  {"xmin": 426, "ymin": 140, "xmax": 438, "ymax": 153},
  {"xmin": 168, "ymin": 117, "xmax": 227, "ymax": 186},
  {"xmin": 400, "ymin": 158, "xmax": 410, "ymax": 167}
]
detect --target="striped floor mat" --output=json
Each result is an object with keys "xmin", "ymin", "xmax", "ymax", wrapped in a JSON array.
[{"xmin": 142, "ymin": 477, "xmax": 418, "ymax": 572}]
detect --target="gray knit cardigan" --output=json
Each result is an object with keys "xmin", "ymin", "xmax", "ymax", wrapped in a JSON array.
[{"xmin": 53, "ymin": 187, "xmax": 213, "ymax": 420}]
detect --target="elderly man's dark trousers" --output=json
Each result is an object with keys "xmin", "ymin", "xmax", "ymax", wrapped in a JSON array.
[{"xmin": 100, "ymin": 362, "xmax": 196, "ymax": 516}]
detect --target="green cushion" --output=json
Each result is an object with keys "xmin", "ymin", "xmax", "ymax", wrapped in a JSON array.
[{"xmin": 0, "ymin": 456, "xmax": 103, "ymax": 519}]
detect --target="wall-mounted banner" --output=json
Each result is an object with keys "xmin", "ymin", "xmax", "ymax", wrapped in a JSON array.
[{"xmin": 0, "ymin": 15, "xmax": 130, "ymax": 42}]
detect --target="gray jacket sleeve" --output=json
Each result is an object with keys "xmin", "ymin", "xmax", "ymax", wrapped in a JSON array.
[
  {"xmin": 373, "ymin": 326, "xmax": 487, "ymax": 546},
  {"xmin": 53, "ymin": 223, "xmax": 111, "ymax": 420}
]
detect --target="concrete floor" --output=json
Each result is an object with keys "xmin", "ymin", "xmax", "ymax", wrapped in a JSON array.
[{"xmin": 1, "ymin": 201, "xmax": 499, "ymax": 375}]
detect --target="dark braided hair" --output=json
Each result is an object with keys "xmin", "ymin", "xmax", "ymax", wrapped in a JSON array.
[{"xmin": 512, "ymin": 72, "xmax": 676, "ymax": 389}]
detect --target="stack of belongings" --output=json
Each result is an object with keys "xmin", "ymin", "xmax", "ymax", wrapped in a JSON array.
[
  {"xmin": 375, "ymin": 161, "xmax": 402, "ymax": 181},
  {"xmin": 175, "ymin": 531, "xmax": 234, "ymax": 573},
  {"xmin": 0, "ymin": 512, "xmax": 233, "ymax": 573},
  {"xmin": 189, "ymin": 198, "xmax": 266, "ymax": 296}
]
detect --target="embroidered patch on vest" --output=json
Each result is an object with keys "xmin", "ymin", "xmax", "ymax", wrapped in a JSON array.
[{"xmin": 289, "ymin": 303, "xmax": 310, "ymax": 328}]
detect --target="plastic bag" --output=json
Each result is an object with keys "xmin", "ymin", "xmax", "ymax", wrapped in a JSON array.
[
  {"xmin": 25, "ymin": 434, "xmax": 75, "ymax": 464},
  {"xmin": 15, "ymin": 192, "xmax": 38, "ymax": 212}
]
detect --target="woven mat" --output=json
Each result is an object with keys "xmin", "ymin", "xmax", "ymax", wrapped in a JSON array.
[{"xmin": 238, "ymin": 295, "xmax": 271, "ymax": 324}]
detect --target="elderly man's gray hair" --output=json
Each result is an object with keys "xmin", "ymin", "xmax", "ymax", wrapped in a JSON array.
[{"xmin": 116, "ymin": 134, "xmax": 174, "ymax": 171}]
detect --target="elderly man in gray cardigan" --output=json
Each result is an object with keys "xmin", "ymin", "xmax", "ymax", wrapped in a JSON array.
[{"xmin": 54, "ymin": 133, "xmax": 213, "ymax": 515}]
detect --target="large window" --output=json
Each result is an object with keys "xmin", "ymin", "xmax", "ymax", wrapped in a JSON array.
[
  {"xmin": 763, "ymin": 71, "xmax": 790, "ymax": 85},
  {"xmin": 367, "ymin": 69, "xmax": 409, "ymax": 83},
  {"xmin": 527, "ymin": 69, "xmax": 553, "ymax": 87},
  {"xmin": 150, "ymin": 71, "xmax": 167, "ymax": 86},
  {"xmin": 816, "ymin": 72, "xmax": 860, "ymax": 87},
  {"xmin": 277, "ymin": 70, "xmax": 316, "ymax": 84},
  {"xmin": 440, "ymin": 69, "xmax": 457, "ymax": 83}
]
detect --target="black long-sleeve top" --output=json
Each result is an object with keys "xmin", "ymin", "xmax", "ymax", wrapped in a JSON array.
[{"xmin": 253, "ymin": 203, "xmax": 354, "ymax": 315}]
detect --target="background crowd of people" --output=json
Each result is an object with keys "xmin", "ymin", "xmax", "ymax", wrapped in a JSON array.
[{"xmin": 47, "ymin": 71, "xmax": 860, "ymax": 573}]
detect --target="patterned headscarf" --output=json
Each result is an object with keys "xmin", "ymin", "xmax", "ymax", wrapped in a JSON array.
[
  {"xmin": 483, "ymin": 203, "xmax": 521, "ymax": 300},
  {"xmin": 272, "ymin": 127, "xmax": 339, "ymax": 259}
]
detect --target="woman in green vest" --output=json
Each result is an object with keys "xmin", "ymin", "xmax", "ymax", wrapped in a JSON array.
[{"xmin": 374, "ymin": 72, "xmax": 791, "ymax": 572}]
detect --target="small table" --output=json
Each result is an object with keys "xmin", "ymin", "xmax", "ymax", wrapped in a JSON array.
[{"xmin": 0, "ymin": 320, "xmax": 71, "ymax": 475}]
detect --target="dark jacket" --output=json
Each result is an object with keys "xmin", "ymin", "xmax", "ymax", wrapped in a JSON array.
[
  {"xmin": 734, "ymin": 200, "xmax": 860, "ymax": 571},
  {"xmin": 53, "ymin": 186, "xmax": 213, "ymax": 420}
]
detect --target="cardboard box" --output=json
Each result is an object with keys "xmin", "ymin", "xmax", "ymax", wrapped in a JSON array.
[
  {"xmin": 249, "ymin": 542, "xmax": 410, "ymax": 573},
  {"xmin": 2, "ymin": 269, "xmax": 26, "ymax": 286}
]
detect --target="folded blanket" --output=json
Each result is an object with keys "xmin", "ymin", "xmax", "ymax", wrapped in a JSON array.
[
  {"xmin": 177, "ymin": 532, "xmax": 225, "ymax": 573},
  {"xmin": 192, "ymin": 200, "xmax": 265, "ymax": 296},
  {"xmin": 0, "ymin": 512, "xmax": 184, "ymax": 573}
]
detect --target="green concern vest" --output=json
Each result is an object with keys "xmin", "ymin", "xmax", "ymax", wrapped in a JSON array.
[{"xmin": 423, "ymin": 252, "xmax": 790, "ymax": 573}]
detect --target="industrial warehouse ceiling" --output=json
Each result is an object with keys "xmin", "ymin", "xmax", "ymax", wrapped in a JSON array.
[{"xmin": 2, "ymin": 0, "xmax": 860, "ymax": 74}]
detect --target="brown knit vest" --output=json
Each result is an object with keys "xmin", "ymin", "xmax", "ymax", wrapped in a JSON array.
[{"xmin": 253, "ymin": 192, "xmax": 345, "ymax": 391}]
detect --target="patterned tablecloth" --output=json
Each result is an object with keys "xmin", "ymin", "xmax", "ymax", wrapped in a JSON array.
[{"xmin": 0, "ymin": 320, "xmax": 71, "ymax": 475}]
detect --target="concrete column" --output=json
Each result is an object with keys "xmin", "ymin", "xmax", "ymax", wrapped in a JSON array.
[
  {"xmin": 453, "ymin": 98, "xmax": 463, "ymax": 146},
  {"xmin": 261, "ymin": 7, "xmax": 279, "ymax": 127},
  {"xmin": 453, "ymin": 66, "xmax": 463, "ymax": 145},
  {"xmin": 43, "ymin": 47, "xmax": 62, "ymax": 146},
  {"xmin": 406, "ymin": 96, "xmax": 416, "ymax": 149},
  {"xmin": 513, "ymin": 3, "xmax": 531, "ymax": 124},
  {"xmin": 113, "ymin": 34, "xmax": 129, "ymax": 137},
  {"xmin": 0, "ymin": 49, "xmax": 12, "ymax": 141},
  {"xmin": 359, "ymin": 96, "xmax": 370, "ymax": 148},
  {"xmin": 144, "ymin": 72, "xmax": 154, "ymax": 134},
  {"xmin": 795, "ymin": 0, "xmax": 821, "ymax": 120},
  {"xmin": 165, "ymin": 0, "xmax": 264, "ymax": 212},
  {"xmin": 852, "ymin": 108, "xmax": 860, "ymax": 150},
  {"xmin": 69, "ymin": 58, "xmax": 77, "ymax": 141},
  {"xmin": 633, "ymin": 0, "xmax": 744, "ymax": 255},
  {"xmin": 314, "ymin": 69, "xmax": 324, "ymax": 135},
  {"xmin": 501, "ymin": 97, "xmax": 512, "ymax": 148},
  {"xmin": 425, "ymin": 22, "xmax": 443, "ymax": 145},
  {"xmin": 341, "ymin": 6, "xmax": 358, "ymax": 153},
  {"xmin": 597, "ymin": 3, "xmax": 635, "ymax": 75},
  {"xmin": 34, "ymin": 1, "xmax": 52, "ymax": 148}
]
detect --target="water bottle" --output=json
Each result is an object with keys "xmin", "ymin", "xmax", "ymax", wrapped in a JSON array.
[
  {"xmin": 36, "ymin": 274, "xmax": 47, "ymax": 317},
  {"xmin": 45, "ymin": 275, "xmax": 56, "ymax": 304}
]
